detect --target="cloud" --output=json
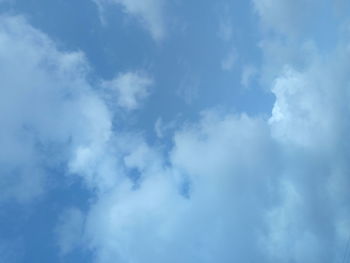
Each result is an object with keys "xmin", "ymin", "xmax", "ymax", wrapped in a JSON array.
[
  {"xmin": 102, "ymin": 72, "xmax": 152, "ymax": 111},
  {"xmin": 264, "ymin": 58, "xmax": 350, "ymax": 263},
  {"xmin": 0, "ymin": 13, "xmax": 159, "ymax": 205},
  {"xmin": 77, "ymin": 46, "xmax": 350, "ymax": 262},
  {"xmin": 61, "ymin": 111, "xmax": 279, "ymax": 263},
  {"xmin": 0, "ymin": 14, "xmax": 119, "ymax": 201},
  {"xmin": 57, "ymin": 19, "xmax": 350, "ymax": 263},
  {"xmin": 255, "ymin": 3, "xmax": 350, "ymax": 261},
  {"xmin": 94, "ymin": 0, "xmax": 166, "ymax": 41},
  {"xmin": 252, "ymin": 0, "xmax": 317, "ymax": 37},
  {"xmin": 218, "ymin": 16, "xmax": 233, "ymax": 42},
  {"xmin": 154, "ymin": 117, "xmax": 178, "ymax": 139},
  {"xmin": 3, "ymin": 2, "xmax": 349, "ymax": 263},
  {"xmin": 76, "ymin": 112, "xmax": 279, "ymax": 263}
]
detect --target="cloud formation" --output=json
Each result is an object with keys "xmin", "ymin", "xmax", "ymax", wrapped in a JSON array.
[
  {"xmin": 1, "ymin": 1, "xmax": 350, "ymax": 263},
  {"xmin": 76, "ymin": 52, "xmax": 350, "ymax": 262},
  {"xmin": 95, "ymin": 0, "xmax": 166, "ymax": 40},
  {"xmin": 0, "ymin": 14, "xmax": 118, "ymax": 202},
  {"xmin": 252, "ymin": 0, "xmax": 317, "ymax": 37},
  {"xmin": 56, "ymin": 1, "xmax": 350, "ymax": 262},
  {"xmin": 102, "ymin": 71, "xmax": 152, "ymax": 111}
]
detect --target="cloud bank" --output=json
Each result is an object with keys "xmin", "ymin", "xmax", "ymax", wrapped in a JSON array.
[
  {"xmin": 1, "ymin": 1, "xmax": 350, "ymax": 262},
  {"xmin": 59, "ymin": 44, "xmax": 350, "ymax": 263},
  {"xmin": 63, "ymin": 1, "xmax": 350, "ymax": 262}
]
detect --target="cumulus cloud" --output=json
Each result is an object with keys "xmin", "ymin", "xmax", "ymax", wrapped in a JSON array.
[
  {"xmin": 73, "ymin": 45, "xmax": 350, "ymax": 262},
  {"xmin": 70, "ymin": 112, "xmax": 278, "ymax": 263},
  {"xmin": 94, "ymin": 0, "xmax": 166, "ymax": 40},
  {"xmin": 0, "ymin": 14, "xmax": 120, "ymax": 201},
  {"xmin": 56, "ymin": 3, "xmax": 350, "ymax": 262},
  {"xmin": 0, "ymin": 15, "xmax": 81, "ymax": 202},
  {"xmin": 256, "ymin": 3, "xmax": 350, "ymax": 262},
  {"xmin": 102, "ymin": 72, "xmax": 152, "ymax": 111},
  {"xmin": 3, "ymin": 2, "xmax": 350, "ymax": 263},
  {"xmin": 59, "ymin": 44, "xmax": 350, "ymax": 261}
]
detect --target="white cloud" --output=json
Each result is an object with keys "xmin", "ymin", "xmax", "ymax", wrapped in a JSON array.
[
  {"xmin": 254, "ymin": 2, "xmax": 350, "ymax": 260},
  {"xmin": 61, "ymin": 111, "xmax": 280, "ymax": 262},
  {"xmin": 154, "ymin": 117, "xmax": 178, "ymax": 139},
  {"xmin": 4, "ymin": 2, "xmax": 348, "ymax": 263},
  {"xmin": 102, "ymin": 72, "xmax": 152, "ymax": 111},
  {"xmin": 0, "ymin": 14, "xmax": 118, "ymax": 201},
  {"xmin": 57, "ymin": 36, "xmax": 350, "ymax": 263},
  {"xmin": 95, "ymin": 0, "xmax": 166, "ymax": 41}
]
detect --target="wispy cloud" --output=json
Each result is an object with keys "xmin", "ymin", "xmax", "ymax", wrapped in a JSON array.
[
  {"xmin": 94, "ymin": 0, "xmax": 166, "ymax": 41},
  {"xmin": 102, "ymin": 71, "xmax": 152, "ymax": 111},
  {"xmin": 221, "ymin": 48, "xmax": 237, "ymax": 71}
]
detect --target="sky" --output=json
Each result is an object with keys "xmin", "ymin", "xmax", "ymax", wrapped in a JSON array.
[{"xmin": 1, "ymin": 0, "xmax": 350, "ymax": 262}]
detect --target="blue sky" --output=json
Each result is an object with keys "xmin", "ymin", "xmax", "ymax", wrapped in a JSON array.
[{"xmin": 1, "ymin": 0, "xmax": 350, "ymax": 262}]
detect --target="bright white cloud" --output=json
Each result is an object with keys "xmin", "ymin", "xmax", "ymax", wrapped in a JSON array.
[{"xmin": 95, "ymin": 0, "xmax": 165, "ymax": 40}]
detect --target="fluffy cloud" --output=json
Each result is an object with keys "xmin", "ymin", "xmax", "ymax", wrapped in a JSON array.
[
  {"xmin": 102, "ymin": 72, "xmax": 152, "ymax": 111},
  {"xmin": 265, "ymin": 43, "xmax": 350, "ymax": 261},
  {"xmin": 0, "ymin": 14, "xmax": 119, "ymax": 201},
  {"xmin": 57, "ymin": 9, "xmax": 350, "ymax": 263},
  {"xmin": 94, "ymin": 0, "xmax": 166, "ymax": 40},
  {"xmin": 75, "ymin": 46, "xmax": 350, "ymax": 262},
  {"xmin": 3, "ymin": 2, "xmax": 350, "ymax": 263},
  {"xmin": 73, "ymin": 112, "xmax": 279, "ymax": 263}
]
